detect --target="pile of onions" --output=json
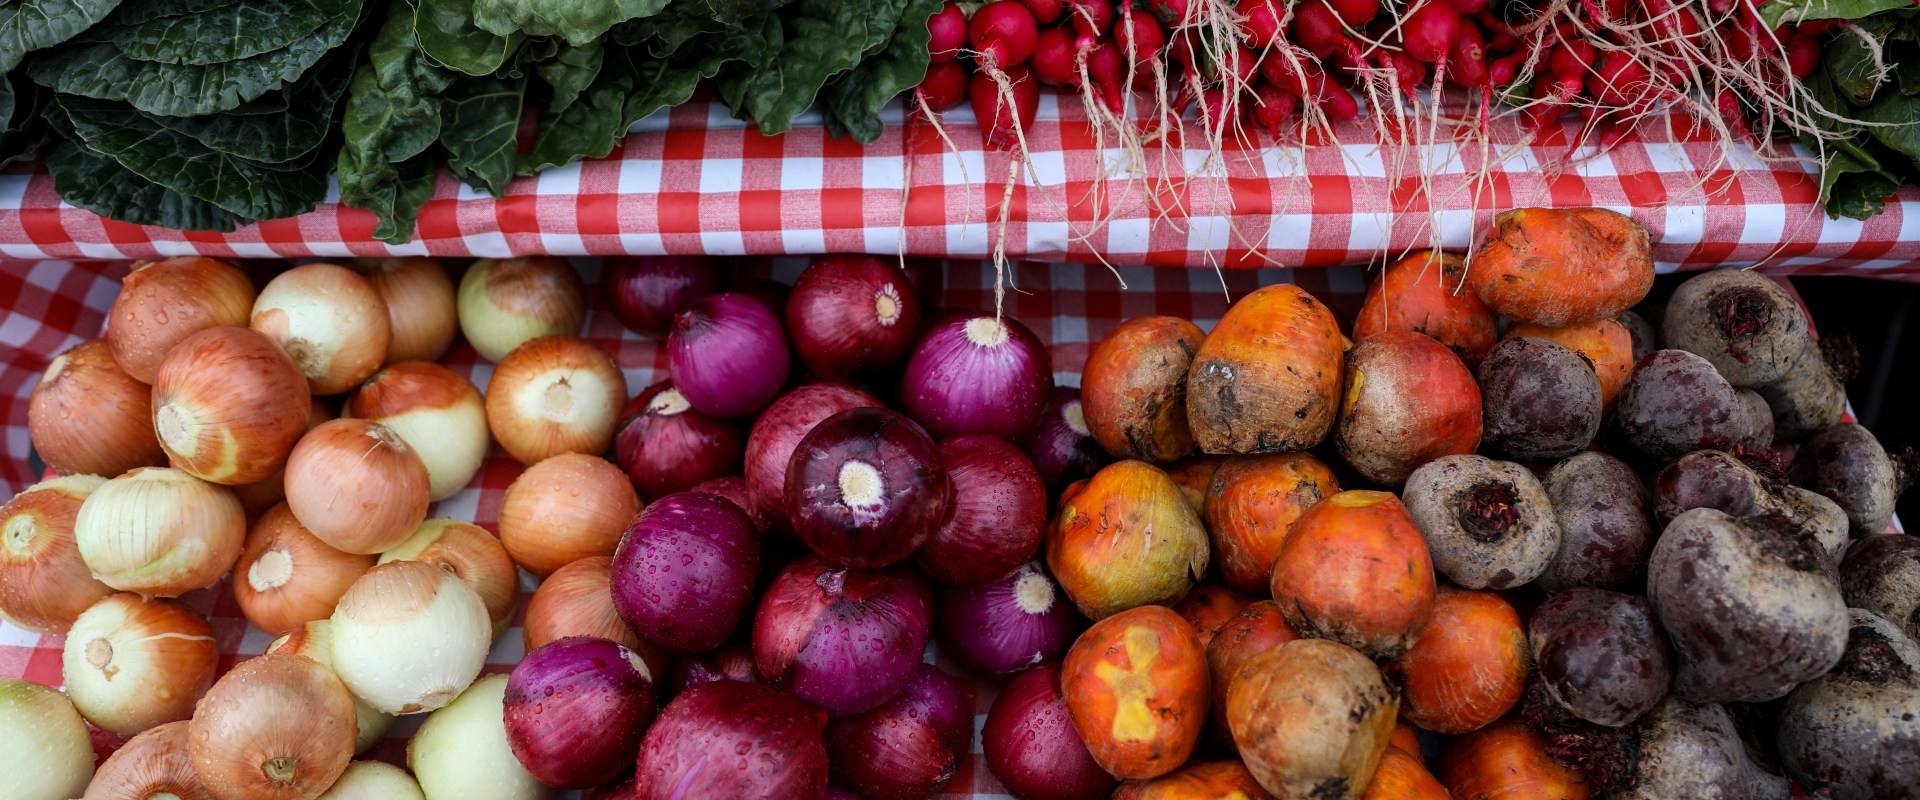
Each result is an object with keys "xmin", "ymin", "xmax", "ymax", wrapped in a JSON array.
[
  {"xmin": 283, "ymin": 418, "xmax": 430, "ymax": 555},
  {"xmin": 751, "ymin": 556, "xmax": 932, "ymax": 715},
  {"xmin": 316, "ymin": 761, "xmax": 425, "ymax": 800},
  {"xmin": 667, "ymin": 642, "xmax": 760, "ymax": 695},
  {"xmin": 185, "ymin": 654, "xmax": 356, "ymax": 800},
  {"xmin": 74, "ymin": 468, "xmax": 245, "ymax": 597},
  {"xmin": 266, "ymin": 620, "xmax": 396, "ymax": 754},
  {"xmin": 632, "ymin": 681, "xmax": 828, "ymax": 800},
  {"xmin": 484, "ymin": 335, "xmax": 626, "ymax": 464},
  {"xmin": 786, "ymin": 255, "xmax": 922, "ymax": 383},
  {"xmin": 347, "ymin": 361, "xmax": 491, "ymax": 500},
  {"xmin": 916, "ymin": 434, "xmax": 1046, "ymax": 585},
  {"xmin": 939, "ymin": 562, "xmax": 1083, "ymax": 682},
  {"xmin": 347, "ymin": 257, "xmax": 458, "ymax": 363},
  {"xmin": 151, "ymin": 326, "xmax": 312, "ymax": 485},
  {"xmin": 249, "ymin": 263, "xmax": 392, "ymax": 395},
  {"xmin": 379, "ymin": 518, "xmax": 522, "ymax": 638},
  {"xmin": 328, "ymin": 560, "xmax": 491, "ymax": 714},
  {"xmin": 524, "ymin": 555, "xmax": 642, "ymax": 651},
  {"xmin": 823, "ymin": 664, "xmax": 972, "ymax": 800},
  {"xmin": 457, "ymin": 256, "xmax": 586, "ymax": 362},
  {"xmin": 667, "ymin": 293, "xmax": 791, "ymax": 418},
  {"xmin": 409, "ymin": 675, "xmax": 549, "ymax": 800},
  {"xmin": 503, "ymin": 637, "xmax": 660, "ymax": 788},
  {"xmin": 0, "ymin": 679, "xmax": 95, "ymax": 799},
  {"xmin": 609, "ymin": 491, "xmax": 763, "ymax": 654},
  {"xmin": 62, "ymin": 593, "xmax": 217, "ymax": 735},
  {"xmin": 605, "ymin": 256, "xmax": 723, "ymax": 337},
  {"xmin": 28, "ymin": 339, "xmax": 166, "ymax": 477},
  {"xmin": 785, "ymin": 407, "xmax": 948, "ymax": 568},
  {"xmin": 499, "ymin": 453, "xmax": 640, "ymax": 576},
  {"xmin": 232, "ymin": 503, "xmax": 376, "ymax": 636},
  {"xmin": 982, "ymin": 664, "xmax": 1116, "ymax": 800},
  {"xmin": 106, "ymin": 256, "xmax": 256, "ymax": 383},
  {"xmin": 86, "ymin": 720, "xmax": 210, "ymax": 799},
  {"xmin": 0, "ymin": 475, "xmax": 115, "ymax": 633},
  {"xmin": 614, "ymin": 380, "xmax": 745, "ymax": 498},
  {"xmin": 743, "ymin": 383, "xmax": 882, "ymax": 527},
  {"xmin": 900, "ymin": 313, "xmax": 1054, "ymax": 441},
  {"xmin": 1023, "ymin": 387, "xmax": 1104, "ymax": 496}
]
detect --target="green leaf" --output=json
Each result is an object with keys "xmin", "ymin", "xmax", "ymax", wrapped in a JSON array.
[
  {"xmin": 0, "ymin": 0, "xmax": 126, "ymax": 72},
  {"xmin": 470, "ymin": 0, "xmax": 667, "ymax": 46},
  {"xmin": 43, "ymin": 113, "xmax": 239, "ymax": 230},
  {"xmin": 339, "ymin": 148, "xmax": 438, "ymax": 243},
  {"xmin": 149, "ymin": 38, "xmax": 359, "ymax": 163},
  {"xmin": 822, "ymin": 0, "xmax": 937, "ymax": 143},
  {"xmin": 1857, "ymin": 90, "xmax": 1920, "ymax": 162},
  {"xmin": 337, "ymin": 0, "xmax": 454, "ymax": 236},
  {"xmin": 413, "ymin": 0, "xmax": 520, "ymax": 76},
  {"xmin": 437, "ymin": 72, "xmax": 524, "ymax": 196},
  {"xmin": 1823, "ymin": 149, "xmax": 1903, "ymax": 219},
  {"xmin": 535, "ymin": 40, "xmax": 602, "ymax": 116},
  {"xmin": 1825, "ymin": 26, "xmax": 1889, "ymax": 106},
  {"xmin": 106, "ymin": 0, "xmax": 236, "ymax": 26},
  {"xmin": 104, "ymin": 0, "xmax": 354, "ymax": 65},
  {"xmin": 520, "ymin": 43, "xmax": 636, "ymax": 174},
  {"xmin": 718, "ymin": 0, "xmax": 902, "ymax": 135},
  {"xmin": 1760, "ymin": 0, "xmax": 1910, "ymax": 26}
]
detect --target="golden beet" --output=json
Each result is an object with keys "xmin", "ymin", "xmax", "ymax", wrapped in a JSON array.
[
  {"xmin": 1270, "ymin": 491, "xmax": 1436, "ymax": 659},
  {"xmin": 1187, "ymin": 284, "xmax": 1346, "ymax": 454},
  {"xmin": 1083, "ymin": 316, "xmax": 1206, "ymax": 463},
  {"xmin": 1062, "ymin": 605, "xmax": 1210, "ymax": 780},
  {"xmin": 1203, "ymin": 453, "xmax": 1340, "ymax": 593},
  {"xmin": 1048, "ymin": 460, "xmax": 1210, "ymax": 620},
  {"xmin": 1352, "ymin": 250, "xmax": 1498, "ymax": 367},
  {"xmin": 1229, "ymin": 639, "xmax": 1399, "ymax": 800},
  {"xmin": 1466, "ymin": 207, "xmax": 1654, "ymax": 327}
]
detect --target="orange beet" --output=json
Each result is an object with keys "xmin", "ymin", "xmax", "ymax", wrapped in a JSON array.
[
  {"xmin": 1062, "ymin": 605, "xmax": 1211, "ymax": 780},
  {"xmin": 1111, "ymin": 760, "xmax": 1277, "ymax": 799},
  {"xmin": 1228, "ymin": 639, "xmax": 1399, "ymax": 800},
  {"xmin": 1439, "ymin": 716, "xmax": 1592, "ymax": 800},
  {"xmin": 1466, "ymin": 207, "xmax": 1654, "ymax": 328},
  {"xmin": 1334, "ymin": 331, "xmax": 1482, "ymax": 486},
  {"xmin": 1362, "ymin": 746, "xmax": 1449, "ymax": 800},
  {"xmin": 1205, "ymin": 601, "xmax": 1300, "ymax": 750},
  {"xmin": 1505, "ymin": 318, "xmax": 1635, "ymax": 411},
  {"xmin": 1203, "ymin": 453, "xmax": 1340, "ymax": 594},
  {"xmin": 1173, "ymin": 584, "xmax": 1254, "ymax": 647},
  {"xmin": 1391, "ymin": 723, "xmax": 1423, "ymax": 758},
  {"xmin": 1353, "ymin": 250, "xmax": 1499, "ymax": 367},
  {"xmin": 1083, "ymin": 316, "xmax": 1206, "ymax": 462},
  {"xmin": 1187, "ymin": 284, "xmax": 1346, "ymax": 454},
  {"xmin": 1048, "ymin": 460, "xmax": 1210, "ymax": 620},
  {"xmin": 1270, "ymin": 491, "xmax": 1436, "ymax": 659},
  {"xmin": 1390, "ymin": 587, "xmax": 1529, "ymax": 734},
  {"xmin": 1166, "ymin": 455, "xmax": 1225, "ymax": 513}
]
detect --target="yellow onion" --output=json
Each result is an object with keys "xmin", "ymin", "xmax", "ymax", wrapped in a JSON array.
[
  {"xmin": 378, "ymin": 518, "xmax": 521, "ymax": 639},
  {"xmin": 499, "ymin": 453, "xmax": 639, "ymax": 577},
  {"xmin": 347, "ymin": 257, "xmax": 457, "ymax": 363},
  {"xmin": 106, "ymin": 257, "xmax": 255, "ymax": 383},
  {"xmin": 62, "ymin": 593, "xmax": 217, "ymax": 736},
  {"xmin": 0, "ymin": 679, "xmax": 95, "ymax": 800},
  {"xmin": 74, "ymin": 468, "xmax": 245, "ymax": 597},
  {"xmin": 186, "ymin": 654, "xmax": 357, "ymax": 800},
  {"xmin": 151, "ymin": 326, "xmax": 313, "ymax": 485},
  {"xmin": 231, "ymin": 397, "xmax": 335, "ymax": 520},
  {"xmin": 266, "ymin": 620, "xmax": 395, "ymax": 755},
  {"xmin": 251, "ymin": 263, "xmax": 391, "ymax": 395},
  {"xmin": 0, "ymin": 475, "xmax": 115, "ymax": 633},
  {"xmin": 329, "ymin": 560, "xmax": 491, "ymax": 714},
  {"xmin": 283, "ymin": 418, "xmax": 430, "ymax": 555},
  {"xmin": 408, "ymin": 674, "xmax": 552, "ymax": 800},
  {"xmin": 456, "ymin": 256, "xmax": 586, "ymax": 362},
  {"xmin": 484, "ymin": 336, "xmax": 626, "ymax": 464},
  {"xmin": 522, "ymin": 555, "xmax": 642, "ymax": 652},
  {"xmin": 84, "ymin": 720, "xmax": 214, "ymax": 800},
  {"xmin": 316, "ymin": 761, "xmax": 426, "ymax": 800},
  {"xmin": 233, "ymin": 503, "xmax": 377, "ymax": 636},
  {"xmin": 28, "ymin": 339, "xmax": 166, "ymax": 478},
  {"xmin": 346, "ymin": 362, "xmax": 490, "ymax": 500}
]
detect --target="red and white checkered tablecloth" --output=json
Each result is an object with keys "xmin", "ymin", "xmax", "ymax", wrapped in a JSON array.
[{"xmin": 0, "ymin": 96, "xmax": 1917, "ymax": 275}]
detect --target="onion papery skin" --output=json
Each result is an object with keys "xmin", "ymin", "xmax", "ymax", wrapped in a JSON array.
[
  {"xmin": 614, "ymin": 380, "xmax": 746, "ymax": 499},
  {"xmin": 504, "ymin": 637, "xmax": 661, "ymax": 788},
  {"xmin": 1022, "ymin": 387, "xmax": 1104, "ymax": 497},
  {"xmin": 689, "ymin": 476, "xmax": 774, "ymax": 534},
  {"xmin": 485, "ymin": 335, "xmax": 627, "ymax": 465},
  {"xmin": 265, "ymin": 620, "xmax": 398, "ymax": 755},
  {"xmin": 632, "ymin": 681, "xmax": 829, "ymax": 800},
  {"xmin": 29, "ymin": 339, "xmax": 167, "ymax": 478},
  {"xmin": 107, "ymin": 257, "xmax": 256, "ymax": 384},
  {"xmin": 939, "ymin": 562, "xmax": 1083, "ymax": 682},
  {"xmin": 283, "ymin": 419, "xmax": 430, "ymax": 555},
  {"xmin": 744, "ymin": 383, "xmax": 883, "ymax": 529},
  {"xmin": 523, "ymin": 555, "xmax": 643, "ymax": 652},
  {"xmin": 74, "ymin": 467, "xmax": 245, "ymax": 597},
  {"xmin": 982, "ymin": 665, "xmax": 1116, "ymax": 800},
  {"xmin": 314, "ymin": 761, "xmax": 425, "ymax": 800},
  {"xmin": 605, "ymin": 256, "xmax": 724, "ymax": 337},
  {"xmin": 347, "ymin": 361, "xmax": 491, "ymax": 501},
  {"xmin": 667, "ymin": 642, "xmax": 762, "ymax": 696},
  {"xmin": 249, "ymin": 263, "xmax": 392, "ymax": 395},
  {"xmin": 752, "ymin": 555, "xmax": 933, "ymax": 715},
  {"xmin": 186, "ymin": 655, "xmax": 356, "ymax": 800},
  {"xmin": 409, "ymin": 675, "xmax": 553, "ymax": 800},
  {"xmin": 62, "ymin": 593, "xmax": 217, "ymax": 736},
  {"xmin": 377, "ymin": 518, "xmax": 521, "ymax": 639},
  {"xmin": 823, "ymin": 664, "xmax": 972, "ymax": 800},
  {"xmin": 231, "ymin": 397, "xmax": 334, "ymax": 521},
  {"xmin": 787, "ymin": 255, "xmax": 922, "ymax": 383},
  {"xmin": 668, "ymin": 293, "xmax": 792, "ymax": 418},
  {"xmin": 329, "ymin": 560, "xmax": 491, "ymax": 715},
  {"xmin": 457, "ymin": 256, "xmax": 587, "ymax": 363},
  {"xmin": 917, "ymin": 434, "xmax": 1046, "ymax": 585},
  {"xmin": 151, "ymin": 326, "xmax": 313, "ymax": 485},
  {"xmin": 233, "ymin": 503, "xmax": 376, "ymax": 636},
  {"xmin": 900, "ymin": 313, "xmax": 1054, "ymax": 441},
  {"xmin": 347, "ymin": 257, "xmax": 458, "ymax": 363},
  {"xmin": 500, "ymin": 454, "xmax": 642, "ymax": 577},
  {"xmin": 785, "ymin": 407, "xmax": 949, "ymax": 568},
  {"xmin": 611, "ymin": 491, "xmax": 763, "ymax": 654},
  {"xmin": 0, "ymin": 475, "xmax": 115, "ymax": 633},
  {"xmin": 85, "ymin": 720, "xmax": 215, "ymax": 800},
  {"xmin": 0, "ymin": 678, "xmax": 95, "ymax": 800}
]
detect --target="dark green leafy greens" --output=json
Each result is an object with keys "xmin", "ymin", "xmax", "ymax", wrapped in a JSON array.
[{"xmin": 0, "ymin": 0, "xmax": 125, "ymax": 72}]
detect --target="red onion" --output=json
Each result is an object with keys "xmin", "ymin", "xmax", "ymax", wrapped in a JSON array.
[
  {"xmin": 745, "ymin": 384, "xmax": 884, "ymax": 529},
  {"xmin": 614, "ymin": 380, "xmax": 746, "ymax": 499},
  {"xmin": 588, "ymin": 774, "xmax": 637, "ymax": 800},
  {"xmin": 824, "ymin": 664, "xmax": 972, "ymax": 800},
  {"xmin": 504, "ymin": 636, "xmax": 660, "ymax": 789},
  {"xmin": 939, "ymin": 562, "xmax": 1083, "ymax": 682},
  {"xmin": 668, "ymin": 641, "xmax": 762, "ymax": 696},
  {"xmin": 827, "ymin": 789, "xmax": 862, "ymax": 800},
  {"xmin": 733, "ymin": 279, "xmax": 793, "ymax": 322},
  {"xmin": 1023, "ymin": 387, "xmax": 1105, "ymax": 496},
  {"xmin": 900, "ymin": 313, "xmax": 1054, "ymax": 441},
  {"xmin": 917, "ymin": 434, "xmax": 1046, "ymax": 585},
  {"xmin": 632, "ymin": 681, "xmax": 828, "ymax": 800},
  {"xmin": 983, "ymin": 665, "xmax": 1116, "ymax": 800},
  {"xmin": 787, "ymin": 255, "xmax": 923, "ymax": 383},
  {"xmin": 611, "ymin": 492, "xmax": 764, "ymax": 654},
  {"xmin": 690, "ymin": 476, "xmax": 774, "ymax": 535},
  {"xmin": 605, "ymin": 256, "xmax": 724, "ymax": 337},
  {"xmin": 786, "ymin": 408, "xmax": 949, "ymax": 567},
  {"xmin": 752, "ymin": 555, "xmax": 933, "ymax": 715},
  {"xmin": 668, "ymin": 293, "xmax": 791, "ymax": 418}
]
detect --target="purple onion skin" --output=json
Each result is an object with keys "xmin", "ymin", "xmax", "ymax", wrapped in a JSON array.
[
  {"xmin": 1023, "ymin": 387, "xmax": 1105, "ymax": 497},
  {"xmin": 587, "ymin": 774, "xmax": 637, "ymax": 800},
  {"xmin": 611, "ymin": 492, "xmax": 764, "ymax": 654},
  {"xmin": 824, "ymin": 664, "xmax": 973, "ymax": 800},
  {"xmin": 690, "ymin": 476, "xmax": 774, "ymax": 535},
  {"xmin": 606, "ymin": 256, "xmax": 724, "ymax": 337},
  {"xmin": 786, "ymin": 407, "xmax": 950, "ymax": 568},
  {"xmin": 826, "ymin": 789, "xmax": 862, "ymax": 800},
  {"xmin": 633, "ymin": 682, "xmax": 829, "ymax": 800},
  {"xmin": 983, "ymin": 665, "xmax": 1116, "ymax": 800},
  {"xmin": 615, "ymin": 380, "xmax": 746, "ymax": 499},
  {"xmin": 939, "ymin": 562, "xmax": 1084, "ymax": 682},
  {"xmin": 669, "ymin": 293, "xmax": 792, "ymax": 418},
  {"xmin": 734, "ymin": 279, "xmax": 793, "ymax": 324},
  {"xmin": 753, "ymin": 555, "xmax": 934, "ymax": 716},
  {"xmin": 504, "ymin": 636, "xmax": 660, "ymax": 789},
  {"xmin": 917, "ymin": 434, "xmax": 1047, "ymax": 586},
  {"xmin": 745, "ymin": 384, "xmax": 884, "ymax": 529},
  {"xmin": 668, "ymin": 641, "xmax": 762, "ymax": 696},
  {"xmin": 788, "ymin": 255, "xmax": 923, "ymax": 384},
  {"xmin": 900, "ymin": 313, "xmax": 1054, "ymax": 441}
]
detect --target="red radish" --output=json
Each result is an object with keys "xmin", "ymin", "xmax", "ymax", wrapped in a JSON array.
[
  {"xmin": 1387, "ymin": 49, "xmax": 1428, "ymax": 87},
  {"xmin": 1219, "ymin": 43, "xmax": 1259, "ymax": 85},
  {"xmin": 1068, "ymin": 0, "xmax": 1114, "ymax": 42},
  {"xmin": 1549, "ymin": 40, "xmax": 1595, "ymax": 78},
  {"xmin": 929, "ymin": 2, "xmax": 968, "ymax": 62},
  {"xmin": 970, "ymin": 1, "xmax": 1040, "ymax": 69},
  {"xmin": 1032, "ymin": 26, "xmax": 1082, "ymax": 88},
  {"xmin": 1145, "ymin": 0, "xmax": 1190, "ymax": 26},
  {"xmin": 1589, "ymin": 50, "xmax": 1651, "ymax": 108},
  {"xmin": 1321, "ymin": 84, "xmax": 1361, "ymax": 120},
  {"xmin": 1245, "ymin": 84, "xmax": 1299, "ymax": 136},
  {"xmin": 1488, "ymin": 53, "xmax": 1521, "ymax": 86},
  {"xmin": 1194, "ymin": 87, "xmax": 1229, "ymax": 126},
  {"xmin": 1449, "ymin": 25, "xmax": 1489, "ymax": 87},
  {"xmin": 1444, "ymin": 0, "xmax": 1486, "ymax": 14},
  {"xmin": 1402, "ymin": 0, "xmax": 1462, "ymax": 63},
  {"xmin": 1486, "ymin": 27, "xmax": 1517, "ymax": 52},
  {"xmin": 1291, "ymin": 0, "xmax": 1349, "ymax": 57},
  {"xmin": 1262, "ymin": 54, "xmax": 1327, "ymax": 97},
  {"xmin": 1086, "ymin": 38, "xmax": 1127, "ymax": 114},
  {"xmin": 1328, "ymin": 0, "xmax": 1381, "ymax": 24},
  {"xmin": 1786, "ymin": 32, "xmax": 1821, "ymax": 80},
  {"xmin": 970, "ymin": 65, "xmax": 1041, "ymax": 148},
  {"xmin": 1021, "ymin": 0, "xmax": 1066, "ymax": 24},
  {"xmin": 917, "ymin": 60, "xmax": 971, "ymax": 112},
  {"xmin": 1236, "ymin": 0, "xmax": 1286, "ymax": 49},
  {"xmin": 1115, "ymin": 7, "xmax": 1167, "ymax": 90}
]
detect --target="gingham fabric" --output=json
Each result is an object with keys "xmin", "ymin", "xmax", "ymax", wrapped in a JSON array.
[{"xmin": 0, "ymin": 96, "xmax": 1917, "ymax": 275}]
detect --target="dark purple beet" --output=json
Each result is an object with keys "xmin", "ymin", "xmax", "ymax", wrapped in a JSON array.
[
  {"xmin": 785, "ymin": 407, "xmax": 949, "ymax": 567},
  {"xmin": 611, "ymin": 492, "xmax": 764, "ymax": 654},
  {"xmin": 504, "ymin": 636, "xmax": 660, "ymax": 789},
  {"xmin": 1528, "ymin": 589, "xmax": 1671, "ymax": 727},
  {"xmin": 824, "ymin": 664, "xmax": 973, "ymax": 800}
]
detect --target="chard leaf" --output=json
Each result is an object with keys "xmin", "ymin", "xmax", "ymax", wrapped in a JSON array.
[
  {"xmin": 0, "ymin": 0, "xmax": 125, "ymax": 72},
  {"xmin": 716, "ymin": 0, "xmax": 904, "ymax": 135},
  {"xmin": 1760, "ymin": 0, "xmax": 1911, "ymax": 26},
  {"xmin": 1858, "ymin": 91, "xmax": 1920, "ymax": 162},
  {"xmin": 43, "ymin": 113, "xmax": 239, "ymax": 230},
  {"xmin": 520, "ymin": 43, "xmax": 636, "ymax": 174},
  {"xmin": 105, "ymin": 0, "xmax": 353, "ymax": 65},
  {"xmin": 149, "ymin": 37, "xmax": 359, "ymax": 163},
  {"xmin": 413, "ymin": 0, "xmax": 519, "ymax": 76},
  {"xmin": 470, "ymin": 0, "xmax": 667, "ymax": 46},
  {"xmin": 822, "ymin": 0, "xmax": 937, "ymax": 143},
  {"xmin": 106, "ymin": 0, "xmax": 235, "ymax": 26},
  {"xmin": 437, "ymin": 72, "xmax": 523, "ymax": 196},
  {"xmin": 337, "ymin": 0, "xmax": 453, "ymax": 238},
  {"xmin": 1822, "ymin": 148, "xmax": 1902, "ymax": 219},
  {"xmin": 351, "ymin": 152, "xmax": 439, "ymax": 243},
  {"xmin": 535, "ymin": 40, "xmax": 601, "ymax": 116}
]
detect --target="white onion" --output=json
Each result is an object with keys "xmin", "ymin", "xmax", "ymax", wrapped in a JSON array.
[
  {"xmin": 74, "ymin": 467, "xmax": 245, "ymax": 597},
  {"xmin": 317, "ymin": 761, "xmax": 427, "ymax": 800},
  {"xmin": 456, "ymin": 257, "xmax": 586, "ymax": 362},
  {"xmin": 62, "ymin": 592, "xmax": 218, "ymax": 736},
  {"xmin": 408, "ymin": 674, "xmax": 552, "ymax": 800},
  {"xmin": 348, "ymin": 257, "xmax": 458, "ymax": 364},
  {"xmin": 346, "ymin": 362, "xmax": 490, "ymax": 500},
  {"xmin": 266, "ymin": 620, "xmax": 396, "ymax": 755},
  {"xmin": 329, "ymin": 560, "xmax": 491, "ymax": 715},
  {"xmin": 251, "ymin": 263, "xmax": 392, "ymax": 395},
  {"xmin": 0, "ymin": 679, "xmax": 95, "ymax": 800}
]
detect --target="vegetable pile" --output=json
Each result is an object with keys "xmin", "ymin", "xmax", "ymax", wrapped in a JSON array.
[{"xmin": 2, "ymin": 231, "xmax": 1918, "ymax": 800}]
